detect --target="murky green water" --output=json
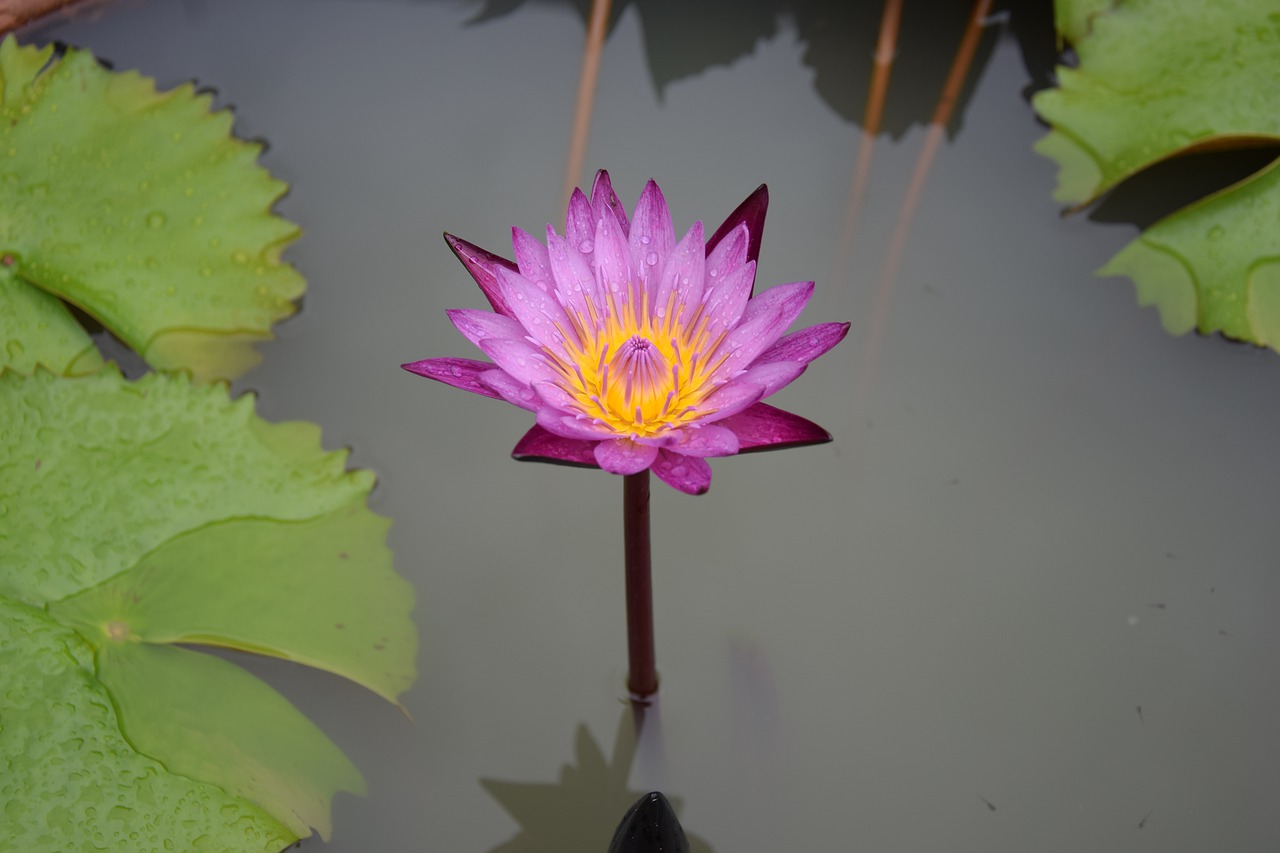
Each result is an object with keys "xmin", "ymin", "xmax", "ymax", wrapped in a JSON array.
[{"xmin": 40, "ymin": 1, "xmax": 1280, "ymax": 850}]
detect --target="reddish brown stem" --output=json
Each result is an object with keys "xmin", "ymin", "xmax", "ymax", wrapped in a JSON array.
[
  {"xmin": 563, "ymin": 0, "xmax": 612, "ymax": 209},
  {"xmin": 834, "ymin": 0, "xmax": 904, "ymax": 281},
  {"xmin": 0, "ymin": 0, "xmax": 107, "ymax": 34},
  {"xmin": 623, "ymin": 471, "xmax": 657, "ymax": 698}
]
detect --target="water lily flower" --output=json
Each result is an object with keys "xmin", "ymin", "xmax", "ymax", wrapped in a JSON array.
[{"xmin": 404, "ymin": 171, "xmax": 847, "ymax": 495}]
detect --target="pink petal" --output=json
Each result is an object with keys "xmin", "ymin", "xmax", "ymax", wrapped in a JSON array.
[
  {"xmin": 479, "ymin": 370, "xmax": 539, "ymax": 411},
  {"xmin": 741, "ymin": 278, "xmax": 815, "ymax": 325},
  {"xmin": 698, "ymin": 260, "xmax": 755, "ymax": 334},
  {"xmin": 594, "ymin": 438, "xmax": 658, "ymax": 475},
  {"xmin": 536, "ymin": 407, "xmax": 616, "ymax": 441},
  {"xmin": 546, "ymin": 229, "xmax": 601, "ymax": 319},
  {"xmin": 565, "ymin": 189, "xmax": 596, "ymax": 258},
  {"xmin": 756, "ymin": 322, "xmax": 850, "ymax": 366},
  {"xmin": 446, "ymin": 308, "xmax": 525, "ymax": 349},
  {"xmin": 593, "ymin": 204, "xmax": 634, "ymax": 308},
  {"xmin": 715, "ymin": 281, "xmax": 815, "ymax": 377},
  {"xmin": 628, "ymin": 180, "xmax": 675, "ymax": 295},
  {"xmin": 665, "ymin": 424, "xmax": 740, "ymax": 458},
  {"xmin": 512, "ymin": 424, "xmax": 600, "ymax": 468},
  {"xmin": 445, "ymin": 233, "xmax": 518, "ymax": 317},
  {"xmin": 590, "ymin": 169, "xmax": 630, "ymax": 237},
  {"xmin": 717, "ymin": 402, "xmax": 832, "ymax": 451},
  {"xmin": 654, "ymin": 220, "xmax": 706, "ymax": 326},
  {"xmin": 651, "ymin": 450, "xmax": 712, "ymax": 495},
  {"xmin": 532, "ymin": 379, "xmax": 583, "ymax": 413},
  {"xmin": 477, "ymin": 337, "xmax": 558, "ymax": 386},
  {"xmin": 704, "ymin": 222, "xmax": 749, "ymax": 283},
  {"xmin": 733, "ymin": 360, "xmax": 806, "ymax": 397},
  {"xmin": 511, "ymin": 227, "xmax": 554, "ymax": 293},
  {"xmin": 494, "ymin": 266, "xmax": 576, "ymax": 359},
  {"xmin": 706, "ymin": 184, "xmax": 768, "ymax": 276},
  {"xmin": 695, "ymin": 381, "xmax": 766, "ymax": 424},
  {"xmin": 402, "ymin": 358, "xmax": 501, "ymax": 400}
]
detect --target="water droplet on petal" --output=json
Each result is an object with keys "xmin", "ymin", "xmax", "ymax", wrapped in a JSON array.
[
  {"xmin": 709, "ymin": 268, "xmax": 719, "ymax": 278},
  {"xmin": 579, "ymin": 240, "xmax": 594, "ymax": 253},
  {"xmin": 645, "ymin": 251, "xmax": 658, "ymax": 266},
  {"xmin": 450, "ymin": 365, "xmax": 462, "ymax": 377}
]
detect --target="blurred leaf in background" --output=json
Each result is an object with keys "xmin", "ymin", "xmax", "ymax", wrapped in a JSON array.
[{"xmin": 1034, "ymin": 0, "xmax": 1280, "ymax": 348}]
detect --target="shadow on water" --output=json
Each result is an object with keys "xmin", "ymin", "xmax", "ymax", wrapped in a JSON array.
[
  {"xmin": 480, "ymin": 702, "xmax": 713, "ymax": 853},
  {"xmin": 466, "ymin": 0, "xmax": 1056, "ymax": 137},
  {"xmin": 1086, "ymin": 146, "xmax": 1280, "ymax": 231}
]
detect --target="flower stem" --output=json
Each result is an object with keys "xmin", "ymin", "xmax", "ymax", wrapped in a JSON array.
[
  {"xmin": 563, "ymin": 0, "xmax": 613, "ymax": 210},
  {"xmin": 623, "ymin": 471, "xmax": 658, "ymax": 698}
]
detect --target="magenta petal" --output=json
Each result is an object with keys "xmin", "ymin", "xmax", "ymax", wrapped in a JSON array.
[
  {"xmin": 705, "ymin": 222, "xmax": 749, "ymax": 283},
  {"xmin": 445, "ymin": 233, "xmax": 518, "ymax": 317},
  {"xmin": 536, "ymin": 406, "xmax": 615, "ymax": 441},
  {"xmin": 696, "ymin": 381, "xmax": 766, "ymax": 423},
  {"xmin": 565, "ymin": 189, "xmax": 596, "ymax": 257},
  {"xmin": 402, "ymin": 357, "xmax": 502, "ymax": 400},
  {"xmin": 593, "ymin": 203, "xmax": 634, "ymax": 304},
  {"xmin": 512, "ymin": 424, "xmax": 600, "ymax": 468},
  {"xmin": 532, "ymin": 379, "xmax": 580, "ymax": 412},
  {"xmin": 477, "ymin": 337, "xmax": 558, "ymax": 386},
  {"xmin": 446, "ymin": 308, "xmax": 525, "ymax": 348},
  {"xmin": 666, "ymin": 424, "xmax": 740, "ymax": 458},
  {"xmin": 734, "ymin": 360, "xmax": 806, "ymax": 397},
  {"xmin": 479, "ymin": 370, "xmax": 539, "ymax": 411},
  {"xmin": 716, "ymin": 402, "xmax": 831, "ymax": 451},
  {"xmin": 654, "ymin": 220, "xmax": 706, "ymax": 325},
  {"xmin": 706, "ymin": 184, "xmax": 768, "ymax": 274},
  {"xmin": 511, "ymin": 227, "xmax": 554, "ymax": 293},
  {"xmin": 741, "ymin": 278, "xmax": 815, "ymax": 325},
  {"xmin": 590, "ymin": 169, "xmax": 630, "ymax": 237},
  {"xmin": 652, "ymin": 450, "xmax": 712, "ymax": 495},
  {"xmin": 494, "ymin": 266, "xmax": 576, "ymax": 358},
  {"xmin": 699, "ymin": 260, "xmax": 755, "ymax": 333},
  {"xmin": 628, "ymin": 180, "xmax": 675, "ymax": 294},
  {"xmin": 717, "ymin": 282, "xmax": 815, "ymax": 375},
  {"xmin": 546, "ymin": 229, "xmax": 601, "ymax": 317},
  {"xmin": 756, "ymin": 322, "xmax": 851, "ymax": 366},
  {"xmin": 594, "ymin": 438, "xmax": 659, "ymax": 475}
]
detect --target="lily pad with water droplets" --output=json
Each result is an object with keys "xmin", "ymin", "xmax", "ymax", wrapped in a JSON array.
[
  {"xmin": 0, "ymin": 368, "xmax": 416, "ymax": 849},
  {"xmin": 1033, "ymin": 0, "xmax": 1280, "ymax": 348},
  {"xmin": 0, "ymin": 36, "xmax": 303, "ymax": 381}
]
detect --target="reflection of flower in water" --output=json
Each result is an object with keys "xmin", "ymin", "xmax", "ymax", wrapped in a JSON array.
[
  {"xmin": 404, "ymin": 170, "xmax": 847, "ymax": 495},
  {"xmin": 480, "ymin": 709, "xmax": 712, "ymax": 853}
]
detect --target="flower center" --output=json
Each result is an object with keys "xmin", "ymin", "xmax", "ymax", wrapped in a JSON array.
[{"xmin": 546, "ymin": 285, "xmax": 730, "ymax": 437}]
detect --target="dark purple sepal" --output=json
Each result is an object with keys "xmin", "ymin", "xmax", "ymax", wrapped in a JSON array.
[
  {"xmin": 706, "ymin": 183, "xmax": 768, "ymax": 272},
  {"xmin": 444, "ymin": 232, "xmax": 518, "ymax": 317},
  {"xmin": 401, "ymin": 357, "xmax": 502, "ymax": 399},
  {"xmin": 717, "ymin": 402, "xmax": 832, "ymax": 452},
  {"xmin": 511, "ymin": 424, "xmax": 600, "ymax": 468}
]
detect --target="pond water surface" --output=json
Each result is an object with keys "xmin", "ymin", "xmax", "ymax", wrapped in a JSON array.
[{"xmin": 42, "ymin": 1, "xmax": 1280, "ymax": 851}]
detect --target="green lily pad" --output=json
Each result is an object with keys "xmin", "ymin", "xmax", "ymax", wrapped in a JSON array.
[
  {"xmin": 1034, "ymin": 0, "xmax": 1280, "ymax": 206},
  {"xmin": 0, "ymin": 597, "xmax": 296, "ymax": 853},
  {"xmin": 0, "ymin": 36, "xmax": 303, "ymax": 381},
  {"xmin": 0, "ymin": 260, "xmax": 103, "ymax": 376},
  {"xmin": 0, "ymin": 368, "xmax": 417, "ymax": 849},
  {"xmin": 1033, "ymin": 0, "xmax": 1280, "ymax": 349}
]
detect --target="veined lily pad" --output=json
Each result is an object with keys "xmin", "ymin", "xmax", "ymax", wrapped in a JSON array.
[
  {"xmin": 0, "ymin": 368, "xmax": 417, "ymax": 849},
  {"xmin": 1033, "ymin": 0, "xmax": 1280, "ymax": 349},
  {"xmin": 0, "ymin": 36, "xmax": 303, "ymax": 380}
]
